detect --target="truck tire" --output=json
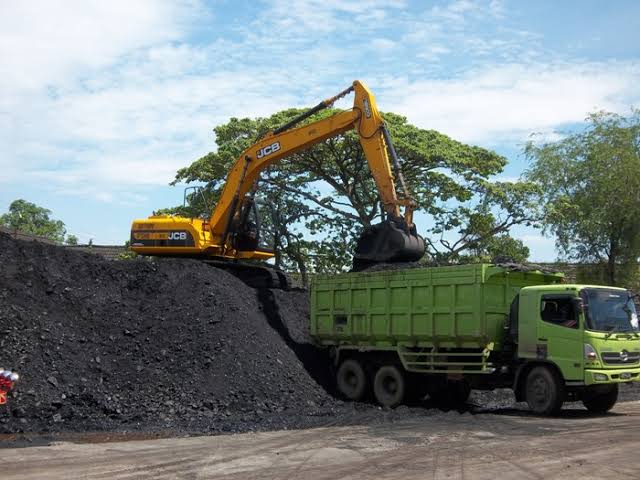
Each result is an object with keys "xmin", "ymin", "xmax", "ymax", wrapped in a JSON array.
[
  {"xmin": 525, "ymin": 366, "xmax": 564, "ymax": 415},
  {"xmin": 373, "ymin": 365, "xmax": 405, "ymax": 408},
  {"xmin": 582, "ymin": 384, "xmax": 618, "ymax": 413},
  {"xmin": 336, "ymin": 359, "xmax": 367, "ymax": 401}
]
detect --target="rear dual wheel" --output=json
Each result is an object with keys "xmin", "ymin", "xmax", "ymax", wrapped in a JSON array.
[
  {"xmin": 337, "ymin": 360, "xmax": 407, "ymax": 408},
  {"xmin": 373, "ymin": 365, "xmax": 405, "ymax": 408},
  {"xmin": 336, "ymin": 359, "xmax": 367, "ymax": 401}
]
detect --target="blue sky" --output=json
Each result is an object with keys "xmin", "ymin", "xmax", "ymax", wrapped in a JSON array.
[{"xmin": 1, "ymin": 0, "xmax": 639, "ymax": 260}]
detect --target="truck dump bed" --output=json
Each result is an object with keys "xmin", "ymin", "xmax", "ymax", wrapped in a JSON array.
[{"xmin": 311, "ymin": 264, "xmax": 563, "ymax": 351}]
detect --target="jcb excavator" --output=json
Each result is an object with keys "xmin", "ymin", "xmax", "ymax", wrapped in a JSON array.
[{"xmin": 130, "ymin": 80, "xmax": 425, "ymax": 287}]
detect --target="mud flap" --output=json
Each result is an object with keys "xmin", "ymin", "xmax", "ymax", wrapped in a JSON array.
[{"xmin": 352, "ymin": 218, "xmax": 425, "ymax": 270}]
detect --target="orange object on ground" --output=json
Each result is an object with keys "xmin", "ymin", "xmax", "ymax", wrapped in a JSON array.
[{"xmin": 0, "ymin": 370, "xmax": 18, "ymax": 405}]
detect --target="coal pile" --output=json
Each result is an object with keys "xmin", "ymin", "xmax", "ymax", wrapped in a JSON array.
[
  {"xmin": 0, "ymin": 233, "xmax": 339, "ymax": 434},
  {"xmin": 1, "ymin": 232, "xmax": 639, "ymax": 438}
]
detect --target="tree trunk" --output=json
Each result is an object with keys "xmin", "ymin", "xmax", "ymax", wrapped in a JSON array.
[
  {"xmin": 297, "ymin": 257, "xmax": 308, "ymax": 287},
  {"xmin": 606, "ymin": 252, "xmax": 617, "ymax": 285},
  {"xmin": 271, "ymin": 230, "xmax": 283, "ymax": 269}
]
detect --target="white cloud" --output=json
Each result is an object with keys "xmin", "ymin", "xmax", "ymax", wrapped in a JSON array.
[
  {"xmin": 0, "ymin": 1, "xmax": 211, "ymax": 190},
  {"xmin": 95, "ymin": 192, "xmax": 114, "ymax": 203},
  {"xmin": 3, "ymin": 70, "xmax": 298, "ymax": 188},
  {"xmin": 430, "ymin": 0, "xmax": 478, "ymax": 23},
  {"xmin": 371, "ymin": 38, "xmax": 396, "ymax": 51},
  {"xmin": 0, "ymin": 1, "xmax": 199, "ymax": 93},
  {"xmin": 383, "ymin": 61, "xmax": 640, "ymax": 144},
  {"xmin": 261, "ymin": 0, "xmax": 406, "ymax": 33},
  {"xmin": 488, "ymin": 0, "xmax": 506, "ymax": 18},
  {"xmin": 402, "ymin": 1, "xmax": 542, "ymax": 66},
  {"xmin": 420, "ymin": 0, "xmax": 508, "ymax": 29},
  {"xmin": 416, "ymin": 45, "xmax": 451, "ymax": 61},
  {"xmin": 0, "ymin": 0, "xmax": 299, "ymax": 191}
]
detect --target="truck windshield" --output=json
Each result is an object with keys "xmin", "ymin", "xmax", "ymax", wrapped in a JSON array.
[{"xmin": 581, "ymin": 288, "xmax": 639, "ymax": 333}]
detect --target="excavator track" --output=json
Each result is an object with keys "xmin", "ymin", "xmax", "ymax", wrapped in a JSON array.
[{"xmin": 202, "ymin": 259, "xmax": 290, "ymax": 290}]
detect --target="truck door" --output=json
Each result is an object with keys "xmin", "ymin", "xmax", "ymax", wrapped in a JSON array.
[{"xmin": 537, "ymin": 294, "xmax": 583, "ymax": 381}]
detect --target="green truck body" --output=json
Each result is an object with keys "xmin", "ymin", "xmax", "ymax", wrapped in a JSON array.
[{"xmin": 310, "ymin": 264, "xmax": 640, "ymax": 414}]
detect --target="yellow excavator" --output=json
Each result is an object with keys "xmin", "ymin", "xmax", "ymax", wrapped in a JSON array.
[{"xmin": 130, "ymin": 80, "xmax": 425, "ymax": 287}]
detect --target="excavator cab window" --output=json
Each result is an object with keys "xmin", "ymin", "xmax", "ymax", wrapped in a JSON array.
[
  {"xmin": 254, "ymin": 197, "xmax": 276, "ymax": 253},
  {"xmin": 233, "ymin": 196, "xmax": 274, "ymax": 254},
  {"xmin": 183, "ymin": 185, "xmax": 214, "ymax": 219}
]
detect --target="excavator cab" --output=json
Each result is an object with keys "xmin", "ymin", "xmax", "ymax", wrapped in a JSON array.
[
  {"xmin": 182, "ymin": 185, "xmax": 214, "ymax": 218},
  {"xmin": 232, "ymin": 196, "xmax": 274, "ymax": 255}
]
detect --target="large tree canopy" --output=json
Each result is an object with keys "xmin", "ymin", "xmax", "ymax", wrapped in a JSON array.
[
  {"xmin": 167, "ymin": 108, "xmax": 538, "ymax": 273},
  {"xmin": 525, "ymin": 110, "xmax": 640, "ymax": 286},
  {"xmin": 0, "ymin": 199, "xmax": 67, "ymax": 242}
]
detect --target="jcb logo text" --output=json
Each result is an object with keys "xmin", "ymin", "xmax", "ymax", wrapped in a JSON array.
[
  {"xmin": 168, "ymin": 232, "xmax": 187, "ymax": 240},
  {"xmin": 256, "ymin": 142, "xmax": 281, "ymax": 159}
]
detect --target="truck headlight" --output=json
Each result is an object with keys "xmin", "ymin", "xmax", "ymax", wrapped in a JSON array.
[
  {"xmin": 594, "ymin": 373, "xmax": 608, "ymax": 382},
  {"xmin": 584, "ymin": 344, "xmax": 598, "ymax": 361}
]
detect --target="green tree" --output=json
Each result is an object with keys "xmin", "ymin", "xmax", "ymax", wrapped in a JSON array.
[
  {"xmin": 525, "ymin": 110, "xmax": 640, "ymax": 285},
  {"xmin": 65, "ymin": 234, "xmax": 79, "ymax": 246},
  {"xmin": 170, "ymin": 109, "xmax": 538, "ymax": 272},
  {"xmin": 0, "ymin": 199, "xmax": 66, "ymax": 242},
  {"xmin": 460, "ymin": 234, "xmax": 530, "ymax": 264}
]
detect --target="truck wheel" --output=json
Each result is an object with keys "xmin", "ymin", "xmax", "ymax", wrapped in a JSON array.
[
  {"xmin": 525, "ymin": 366, "xmax": 564, "ymax": 415},
  {"xmin": 336, "ymin": 359, "xmax": 367, "ymax": 401},
  {"xmin": 373, "ymin": 365, "xmax": 405, "ymax": 408},
  {"xmin": 582, "ymin": 384, "xmax": 618, "ymax": 413}
]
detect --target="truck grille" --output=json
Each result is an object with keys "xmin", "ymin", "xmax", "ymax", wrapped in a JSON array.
[{"xmin": 601, "ymin": 351, "xmax": 640, "ymax": 365}]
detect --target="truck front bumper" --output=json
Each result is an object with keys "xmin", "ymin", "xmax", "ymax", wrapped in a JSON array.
[{"xmin": 585, "ymin": 368, "xmax": 640, "ymax": 385}]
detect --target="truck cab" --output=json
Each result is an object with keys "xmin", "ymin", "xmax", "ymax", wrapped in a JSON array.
[{"xmin": 515, "ymin": 284, "xmax": 640, "ymax": 413}]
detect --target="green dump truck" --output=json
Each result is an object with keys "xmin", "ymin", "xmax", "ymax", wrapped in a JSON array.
[{"xmin": 310, "ymin": 264, "xmax": 640, "ymax": 414}]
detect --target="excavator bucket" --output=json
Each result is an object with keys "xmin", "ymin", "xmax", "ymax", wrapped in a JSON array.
[{"xmin": 352, "ymin": 219, "xmax": 425, "ymax": 271}]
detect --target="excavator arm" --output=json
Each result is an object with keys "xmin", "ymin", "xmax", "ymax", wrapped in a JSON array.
[
  {"xmin": 130, "ymin": 80, "xmax": 424, "ymax": 272},
  {"xmin": 210, "ymin": 81, "xmax": 411, "ymax": 235}
]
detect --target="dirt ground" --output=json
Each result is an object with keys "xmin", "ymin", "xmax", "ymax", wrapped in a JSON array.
[{"xmin": 2, "ymin": 400, "xmax": 639, "ymax": 479}]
